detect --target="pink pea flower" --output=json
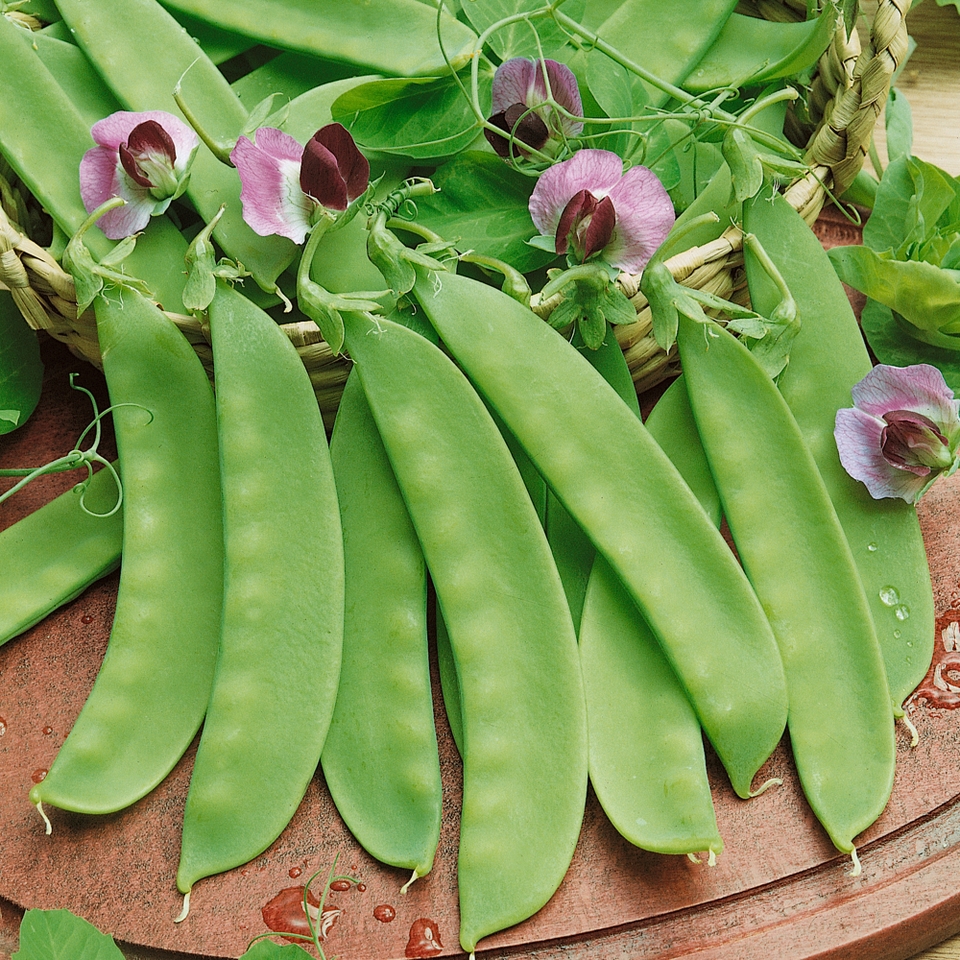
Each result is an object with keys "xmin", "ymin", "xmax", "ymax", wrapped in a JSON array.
[
  {"xmin": 230, "ymin": 123, "xmax": 370, "ymax": 245},
  {"xmin": 79, "ymin": 110, "xmax": 199, "ymax": 240},
  {"xmin": 835, "ymin": 363, "xmax": 960, "ymax": 503},
  {"xmin": 528, "ymin": 149, "xmax": 675, "ymax": 273},
  {"xmin": 484, "ymin": 57, "xmax": 583, "ymax": 159}
]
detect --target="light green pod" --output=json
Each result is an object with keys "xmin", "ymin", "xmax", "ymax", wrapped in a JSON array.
[
  {"xmin": 176, "ymin": 282, "xmax": 343, "ymax": 898},
  {"xmin": 341, "ymin": 310, "xmax": 587, "ymax": 956},
  {"xmin": 320, "ymin": 369, "xmax": 441, "ymax": 879},
  {"xmin": 676, "ymin": 311, "xmax": 896, "ymax": 854},
  {"xmin": 744, "ymin": 189, "xmax": 935, "ymax": 714},
  {"xmin": 30, "ymin": 288, "xmax": 223, "ymax": 815},
  {"xmin": 412, "ymin": 270, "xmax": 787, "ymax": 800},
  {"xmin": 0, "ymin": 465, "xmax": 123, "ymax": 647}
]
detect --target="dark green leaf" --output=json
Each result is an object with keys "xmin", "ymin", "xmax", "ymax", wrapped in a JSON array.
[
  {"xmin": 239, "ymin": 939, "xmax": 314, "ymax": 960},
  {"xmin": 884, "ymin": 87, "xmax": 913, "ymax": 164},
  {"xmin": 12, "ymin": 909, "xmax": 125, "ymax": 960},
  {"xmin": 0, "ymin": 291, "xmax": 43, "ymax": 434},
  {"xmin": 331, "ymin": 73, "xmax": 488, "ymax": 161},
  {"xmin": 415, "ymin": 152, "xmax": 558, "ymax": 272}
]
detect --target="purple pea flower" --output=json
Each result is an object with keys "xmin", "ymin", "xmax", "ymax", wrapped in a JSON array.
[
  {"xmin": 528, "ymin": 149, "xmax": 675, "ymax": 273},
  {"xmin": 484, "ymin": 57, "xmax": 583, "ymax": 159},
  {"xmin": 230, "ymin": 123, "xmax": 370, "ymax": 245},
  {"xmin": 835, "ymin": 363, "xmax": 960, "ymax": 503},
  {"xmin": 79, "ymin": 110, "xmax": 199, "ymax": 240}
]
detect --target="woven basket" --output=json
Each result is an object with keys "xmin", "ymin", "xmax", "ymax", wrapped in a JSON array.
[{"xmin": 0, "ymin": 0, "xmax": 909, "ymax": 420}]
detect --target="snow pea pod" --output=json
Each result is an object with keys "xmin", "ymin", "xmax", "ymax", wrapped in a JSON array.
[
  {"xmin": 340, "ymin": 309, "xmax": 587, "ymax": 955},
  {"xmin": 29, "ymin": 286, "xmax": 223, "ymax": 816},
  {"xmin": 54, "ymin": 0, "xmax": 297, "ymax": 292},
  {"xmin": 676, "ymin": 311, "xmax": 896, "ymax": 857},
  {"xmin": 0, "ymin": 465, "xmax": 122, "ymax": 647},
  {"xmin": 320, "ymin": 369, "xmax": 441, "ymax": 880},
  {"xmin": 0, "ymin": 15, "xmax": 187, "ymax": 311},
  {"xmin": 157, "ymin": 0, "xmax": 478, "ymax": 77},
  {"xmin": 176, "ymin": 281, "xmax": 343, "ymax": 902},
  {"xmin": 743, "ymin": 189, "xmax": 935, "ymax": 714},
  {"xmin": 411, "ymin": 270, "xmax": 787, "ymax": 800},
  {"xmin": 580, "ymin": 377, "xmax": 723, "ymax": 857}
]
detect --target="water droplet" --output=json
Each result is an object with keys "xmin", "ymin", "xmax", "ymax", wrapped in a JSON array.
[
  {"xmin": 405, "ymin": 918, "xmax": 443, "ymax": 957},
  {"xmin": 357, "ymin": 883, "xmax": 367, "ymax": 893},
  {"xmin": 895, "ymin": 604, "xmax": 910, "ymax": 621},
  {"xmin": 867, "ymin": 542, "xmax": 878, "ymax": 552},
  {"xmin": 894, "ymin": 630, "xmax": 902, "ymax": 639},
  {"xmin": 374, "ymin": 904, "xmax": 396, "ymax": 923},
  {"xmin": 288, "ymin": 867, "xmax": 302, "ymax": 879},
  {"xmin": 330, "ymin": 879, "xmax": 351, "ymax": 892},
  {"xmin": 42, "ymin": 726, "xmax": 53, "ymax": 736},
  {"xmin": 879, "ymin": 586, "xmax": 900, "ymax": 607},
  {"xmin": 31, "ymin": 769, "xmax": 48, "ymax": 784},
  {"xmin": 80, "ymin": 615, "xmax": 94, "ymax": 625},
  {"xmin": 0, "ymin": 717, "xmax": 6, "ymax": 737}
]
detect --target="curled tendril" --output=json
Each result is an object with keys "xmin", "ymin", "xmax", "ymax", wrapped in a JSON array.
[
  {"xmin": 0, "ymin": 374, "xmax": 148, "ymax": 517},
  {"xmin": 368, "ymin": 177, "xmax": 438, "ymax": 222}
]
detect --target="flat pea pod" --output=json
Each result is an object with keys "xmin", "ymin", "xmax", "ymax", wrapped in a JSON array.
[
  {"xmin": 176, "ymin": 281, "xmax": 343, "ymax": 901},
  {"xmin": 340, "ymin": 310, "xmax": 587, "ymax": 955},
  {"xmin": 411, "ymin": 270, "xmax": 787, "ymax": 800},
  {"xmin": 54, "ymin": 0, "xmax": 297, "ymax": 292},
  {"xmin": 580, "ymin": 377, "xmax": 722, "ymax": 857},
  {"xmin": 29, "ymin": 287, "xmax": 223, "ymax": 816},
  {"xmin": 156, "ymin": 0, "xmax": 479, "ymax": 77},
  {"xmin": 743, "ymin": 189, "xmax": 935, "ymax": 714},
  {"xmin": 0, "ymin": 15, "xmax": 187, "ymax": 311},
  {"xmin": 0, "ymin": 465, "xmax": 122, "ymax": 646},
  {"xmin": 676, "ymin": 311, "xmax": 896, "ymax": 855},
  {"xmin": 320, "ymin": 369, "xmax": 441, "ymax": 880}
]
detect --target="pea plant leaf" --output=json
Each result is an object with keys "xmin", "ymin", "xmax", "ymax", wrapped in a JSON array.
[
  {"xmin": 884, "ymin": 87, "xmax": 913, "ymax": 164},
  {"xmin": 458, "ymin": 0, "xmax": 585, "ymax": 61},
  {"xmin": 12, "ymin": 909, "xmax": 126, "ymax": 960},
  {"xmin": 0, "ymin": 291, "xmax": 43, "ymax": 434},
  {"xmin": 414, "ymin": 151, "xmax": 559, "ymax": 273},
  {"xmin": 330, "ymin": 72, "xmax": 490, "ymax": 161},
  {"xmin": 239, "ymin": 940, "xmax": 314, "ymax": 959}
]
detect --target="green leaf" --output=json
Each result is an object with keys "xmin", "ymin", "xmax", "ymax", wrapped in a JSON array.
[
  {"xmin": 0, "ymin": 291, "xmax": 43, "ymax": 434},
  {"xmin": 415, "ymin": 151, "xmax": 558, "ymax": 272},
  {"xmin": 459, "ymin": 0, "xmax": 585, "ymax": 60},
  {"xmin": 884, "ymin": 87, "xmax": 913, "ymax": 164},
  {"xmin": 683, "ymin": 5, "xmax": 838, "ymax": 94},
  {"xmin": 239, "ymin": 939, "xmax": 315, "ymax": 960},
  {"xmin": 861, "ymin": 297, "xmax": 960, "ymax": 393},
  {"xmin": 828, "ymin": 244, "xmax": 960, "ymax": 333},
  {"xmin": 331, "ymin": 73, "xmax": 488, "ymax": 161},
  {"xmin": 723, "ymin": 127, "xmax": 764, "ymax": 202},
  {"xmin": 12, "ymin": 909, "xmax": 126, "ymax": 960}
]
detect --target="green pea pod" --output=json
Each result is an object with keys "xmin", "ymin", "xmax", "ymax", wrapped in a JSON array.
[
  {"xmin": 411, "ymin": 270, "xmax": 788, "ymax": 800},
  {"xmin": 176, "ymin": 281, "xmax": 343, "ymax": 900},
  {"xmin": 320, "ymin": 369, "xmax": 441, "ymax": 880},
  {"xmin": 0, "ymin": 15, "xmax": 188, "ymax": 311},
  {"xmin": 54, "ymin": 0, "xmax": 297, "ymax": 292},
  {"xmin": 29, "ymin": 288, "xmax": 223, "ymax": 816},
  {"xmin": 340, "ymin": 310, "xmax": 587, "ymax": 955},
  {"xmin": 156, "ymin": 0, "xmax": 479, "ymax": 77},
  {"xmin": 580, "ymin": 377, "xmax": 723, "ymax": 857},
  {"xmin": 743, "ymin": 189, "xmax": 935, "ymax": 714},
  {"xmin": 0, "ymin": 466, "xmax": 123, "ymax": 646},
  {"xmin": 677, "ymin": 311, "xmax": 895, "ymax": 856}
]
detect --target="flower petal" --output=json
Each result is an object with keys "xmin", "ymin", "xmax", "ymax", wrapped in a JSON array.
[
  {"xmin": 91, "ymin": 110, "xmax": 197, "ymax": 160},
  {"xmin": 835, "ymin": 406, "xmax": 930, "ymax": 502},
  {"xmin": 231, "ymin": 131, "xmax": 313, "ymax": 243},
  {"xmin": 485, "ymin": 104, "xmax": 550, "ymax": 158},
  {"xmin": 491, "ymin": 57, "xmax": 539, "ymax": 114},
  {"xmin": 602, "ymin": 164, "xmax": 676, "ymax": 273},
  {"xmin": 314, "ymin": 123, "xmax": 369, "ymax": 202},
  {"xmin": 300, "ymin": 137, "xmax": 348, "ymax": 211},
  {"xmin": 78, "ymin": 145, "xmax": 153, "ymax": 239},
  {"xmin": 851, "ymin": 363, "xmax": 960, "ymax": 430},
  {"xmin": 529, "ymin": 149, "xmax": 624, "ymax": 237},
  {"xmin": 540, "ymin": 60, "xmax": 583, "ymax": 136}
]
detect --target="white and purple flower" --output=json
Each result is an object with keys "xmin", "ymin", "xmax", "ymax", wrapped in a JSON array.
[
  {"xmin": 79, "ymin": 110, "xmax": 199, "ymax": 240},
  {"xmin": 528, "ymin": 149, "xmax": 675, "ymax": 273},
  {"xmin": 484, "ymin": 57, "xmax": 583, "ymax": 159},
  {"xmin": 835, "ymin": 363, "xmax": 960, "ymax": 503},
  {"xmin": 230, "ymin": 123, "xmax": 369, "ymax": 245}
]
